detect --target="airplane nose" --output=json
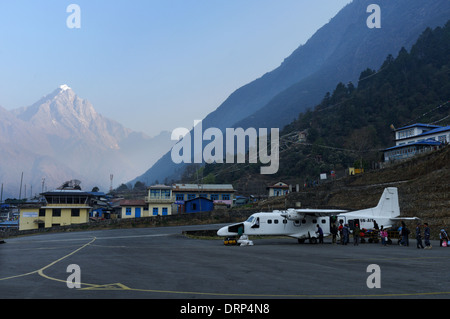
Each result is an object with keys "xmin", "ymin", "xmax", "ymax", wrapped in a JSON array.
[{"xmin": 217, "ymin": 226, "xmax": 228, "ymax": 236}]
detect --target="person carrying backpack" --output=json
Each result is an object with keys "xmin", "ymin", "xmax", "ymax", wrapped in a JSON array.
[{"xmin": 440, "ymin": 229, "xmax": 449, "ymax": 247}]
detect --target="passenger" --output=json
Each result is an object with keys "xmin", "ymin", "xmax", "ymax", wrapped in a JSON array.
[
  {"xmin": 353, "ymin": 223, "xmax": 360, "ymax": 246},
  {"xmin": 439, "ymin": 229, "xmax": 449, "ymax": 247},
  {"xmin": 338, "ymin": 221, "xmax": 344, "ymax": 244},
  {"xmin": 424, "ymin": 223, "xmax": 431, "ymax": 249},
  {"xmin": 316, "ymin": 224, "xmax": 324, "ymax": 244},
  {"xmin": 331, "ymin": 223, "xmax": 338, "ymax": 244},
  {"xmin": 380, "ymin": 226, "xmax": 388, "ymax": 246},
  {"xmin": 373, "ymin": 220, "xmax": 379, "ymax": 230},
  {"xmin": 415, "ymin": 223, "xmax": 424, "ymax": 249},
  {"xmin": 400, "ymin": 222, "xmax": 410, "ymax": 246},
  {"xmin": 342, "ymin": 224, "xmax": 350, "ymax": 245}
]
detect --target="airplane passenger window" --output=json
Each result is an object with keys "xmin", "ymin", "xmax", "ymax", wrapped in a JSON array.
[
  {"xmin": 268, "ymin": 220, "xmax": 272, "ymax": 224},
  {"xmin": 321, "ymin": 219, "xmax": 326, "ymax": 224},
  {"xmin": 283, "ymin": 219, "xmax": 287, "ymax": 224},
  {"xmin": 274, "ymin": 219, "xmax": 279, "ymax": 224}
]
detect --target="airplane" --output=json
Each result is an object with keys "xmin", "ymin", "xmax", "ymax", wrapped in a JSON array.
[{"xmin": 217, "ymin": 187, "xmax": 419, "ymax": 244}]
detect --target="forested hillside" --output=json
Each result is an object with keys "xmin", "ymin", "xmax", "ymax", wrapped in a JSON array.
[
  {"xmin": 202, "ymin": 21, "xmax": 450, "ymax": 191},
  {"xmin": 132, "ymin": 0, "xmax": 450, "ymax": 187}
]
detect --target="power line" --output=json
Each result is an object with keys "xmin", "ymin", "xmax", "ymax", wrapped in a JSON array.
[{"xmin": 402, "ymin": 100, "xmax": 450, "ymax": 127}]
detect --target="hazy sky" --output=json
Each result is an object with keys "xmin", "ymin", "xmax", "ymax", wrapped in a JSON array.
[{"xmin": 0, "ymin": 0, "xmax": 350, "ymax": 137}]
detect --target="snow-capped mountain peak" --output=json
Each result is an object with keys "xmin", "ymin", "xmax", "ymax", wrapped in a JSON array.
[{"xmin": 59, "ymin": 84, "xmax": 71, "ymax": 91}]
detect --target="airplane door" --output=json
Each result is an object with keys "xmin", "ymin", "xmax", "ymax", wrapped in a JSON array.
[{"xmin": 330, "ymin": 216, "xmax": 338, "ymax": 233}]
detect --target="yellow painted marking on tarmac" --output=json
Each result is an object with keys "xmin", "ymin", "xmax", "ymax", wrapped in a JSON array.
[
  {"xmin": 0, "ymin": 270, "xmax": 40, "ymax": 281},
  {"xmin": 334, "ymin": 256, "xmax": 450, "ymax": 262},
  {"xmin": 3, "ymin": 236, "xmax": 450, "ymax": 298},
  {"xmin": 81, "ymin": 283, "xmax": 132, "ymax": 290},
  {"xmin": 76, "ymin": 285, "xmax": 450, "ymax": 298},
  {"xmin": 0, "ymin": 237, "xmax": 96, "ymax": 287},
  {"xmin": 36, "ymin": 237, "xmax": 97, "ymax": 288}
]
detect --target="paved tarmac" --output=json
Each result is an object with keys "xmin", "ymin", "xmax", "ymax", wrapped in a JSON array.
[{"xmin": 1, "ymin": 224, "xmax": 449, "ymax": 300}]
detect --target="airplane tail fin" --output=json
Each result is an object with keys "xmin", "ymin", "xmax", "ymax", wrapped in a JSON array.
[{"xmin": 374, "ymin": 187, "xmax": 400, "ymax": 218}]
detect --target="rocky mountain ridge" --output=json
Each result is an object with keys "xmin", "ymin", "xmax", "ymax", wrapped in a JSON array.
[{"xmin": 0, "ymin": 85, "xmax": 174, "ymax": 199}]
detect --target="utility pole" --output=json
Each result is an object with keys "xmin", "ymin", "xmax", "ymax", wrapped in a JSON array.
[{"xmin": 19, "ymin": 172, "xmax": 23, "ymax": 200}]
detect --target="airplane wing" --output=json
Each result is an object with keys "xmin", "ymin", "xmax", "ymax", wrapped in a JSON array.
[
  {"xmin": 281, "ymin": 208, "xmax": 348, "ymax": 220},
  {"xmin": 294, "ymin": 209, "xmax": 348, "ymax": 216},
  {"xmin": 390, "ymin": 217, "xmax": 421, "ymax": 221}
]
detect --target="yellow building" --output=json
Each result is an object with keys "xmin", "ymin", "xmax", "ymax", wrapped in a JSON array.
[
  {"xmin": 19, "ymin": 190, "xmax": 92, "ymax": 231},
  {"xmin": 119, "ymin": 199, "xmax": 147, "ymax": 218},
  {"xmin": 145, "ymin": 185, "xmax": 173, "ymax": 216}
]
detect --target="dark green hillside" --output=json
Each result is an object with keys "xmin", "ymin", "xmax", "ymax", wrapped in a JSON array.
[
  {"xmin": 132, "ymin": 0, "xmax": 450, "ymax": 187},
  {"xmin": 203, "ymin": 21, "xmax": 450, "ymax": 190}
]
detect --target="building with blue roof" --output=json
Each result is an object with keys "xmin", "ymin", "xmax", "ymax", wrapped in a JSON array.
[{"xmin": 383, "ymin": 123, "xmax": 450, "ymax": 162}]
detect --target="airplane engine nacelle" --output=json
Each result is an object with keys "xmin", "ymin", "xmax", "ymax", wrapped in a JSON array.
[{"xmin": 281, "ymin": 210, "xmax": 304, "ymax": 221}]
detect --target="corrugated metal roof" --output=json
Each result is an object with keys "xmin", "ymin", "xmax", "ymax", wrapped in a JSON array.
[
  {"xmin": 148, "ymin": 184, "xmax": 172, "ymax": 189},
  {"xmin": 383, "ymin": 139, "xmax": 442, "ymax": 151},
  {"xmin": 119, "ymin": 199, "xmax": 146, "ymax": 206},
  {"xmin": 42, "ymin": 190, "xmax": 92, "ymax": 196},
  {"xmin": 396, "ymin": 123, "xmax": 441, "ymax": 131},
  {"xmin": 415, "ymin": 125, "xmax": 450, "ymax": 137},
  {"xmin": 172, "ymin": 184, "xmax": 235, "ymax": 192}
]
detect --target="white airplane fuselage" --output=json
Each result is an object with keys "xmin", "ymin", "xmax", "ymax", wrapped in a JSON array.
[
  {"xmin": 217, "ymin": 211, "xmax": 334, "ymax": 240},
  {"xmin": 217, "ymin": 188, "xmax": 409, "ymax": 241}
]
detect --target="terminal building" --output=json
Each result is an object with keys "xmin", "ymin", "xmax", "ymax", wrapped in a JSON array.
[{"xmin": 19, "ymin": 190, "xmax": 93, "ymax": 231}]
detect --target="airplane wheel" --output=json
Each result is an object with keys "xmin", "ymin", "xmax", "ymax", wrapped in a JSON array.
[{"xmin": 309, "ymin": 237, "xmax": 317, "ymax": 244}]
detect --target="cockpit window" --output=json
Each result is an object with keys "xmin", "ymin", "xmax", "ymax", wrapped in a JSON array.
[{"xmin": 246, "ymin": 216, "xmax": 254, "ymax": 223}]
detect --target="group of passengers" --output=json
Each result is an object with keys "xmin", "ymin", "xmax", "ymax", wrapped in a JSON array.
[{"xmin": 322, "ymin": 220, "xmax": 449, "ymax": 249}]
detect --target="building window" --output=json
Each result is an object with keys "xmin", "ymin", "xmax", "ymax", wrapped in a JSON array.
[
  {"xmin": 210, "ymin": 194, "xmax": 219, "ymax": 201},
  {"xmin": 150, "ymin": 189, "xmax": 160, "ymax": 199},
  {"xmin": 39, "ymin": 209, "xmax": 46, "ymax": 217},
  {"xmin": 161, "ymin": 190, "xmax": 171, "ymax": 199},
  {"xmin": 52, "ymin": 209, "xmax": 61, "ymax": 217},
  {"xmin": 187, "ymin": 194, "xmax": 196, "ymax": 200},
  {"xmin": 162, "ymin": 207, "xmax": 168, "ymax": 215},
  {"xmin": 153, "ymin": 207, "xmax": 158, "ymax": 216},
  {"xmin": 176, "ymin": 194, "xmax": 184, "ymax": 201},
  {"xmin": 222, "ymin": 194, "xmax": 230, "ymax": 200},
  {"xmin": 71, "ymin": 208, "xmax": 80, "ymax": 217},
  {"xmin": 126, "ymin": 207, "xmax": 132, "ymax": 216}
]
